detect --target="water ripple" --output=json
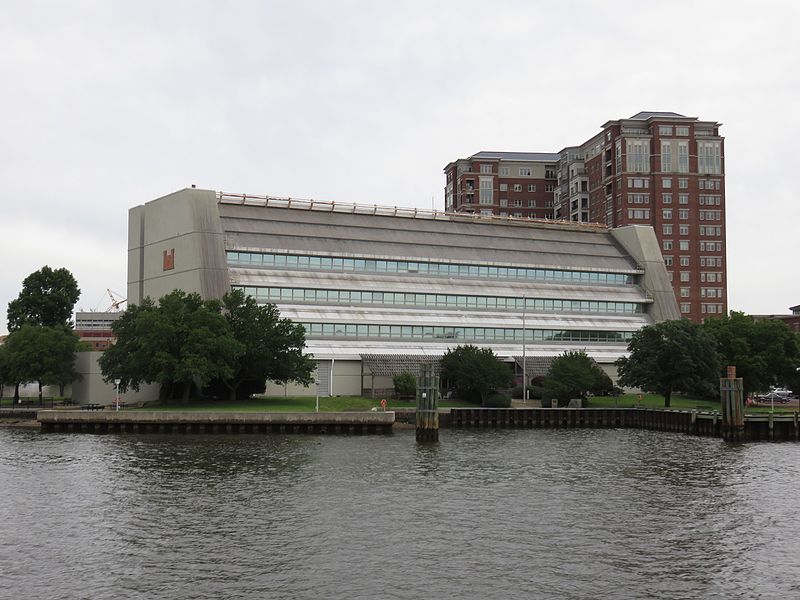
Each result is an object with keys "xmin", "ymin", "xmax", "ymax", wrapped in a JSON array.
[{"xmin": 2, "ymin": 428, "xmax": 800, "ymax": 599}]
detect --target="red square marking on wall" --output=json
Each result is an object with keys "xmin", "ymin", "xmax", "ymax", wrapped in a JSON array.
[{"xmin": 163, "ymin": 249, "xmax": 175, "ymax": 271}]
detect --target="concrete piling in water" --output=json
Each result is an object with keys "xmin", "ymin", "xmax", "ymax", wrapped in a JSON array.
[
  {"xmin": 720, "ymin": 365, "xmax": 745, "ymax": 443},
  {"xmin": 416, "ymin": 364, "xmax": 439, "ymax": 443}
]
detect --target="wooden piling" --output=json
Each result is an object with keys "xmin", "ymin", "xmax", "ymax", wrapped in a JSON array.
[
  {"xmin": 415, "ymin": 364, "xmax": 439, "ymax": 443},
  {"xmin": 720, "ymin": 365, "xmax": 745, "ymax": 443}
]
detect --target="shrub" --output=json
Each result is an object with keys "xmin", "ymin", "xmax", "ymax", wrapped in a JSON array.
[
  {"xmin": 544, "ymin": 351, "xmax": 610, "ymax": 403},
  {"xmin": 440, "ymin": 345, "xmax": 513, "ymax": 404},
  {"xmin": 483, "ymin": 393, "xmax": 511, "ymax": 408},
  {"xmin": 510, "ymin": 385, "xmax": 545, "ymax": 400},
  {"xmin": 393, "ymin": 372, "xmax": 416, "ymax": 398}
]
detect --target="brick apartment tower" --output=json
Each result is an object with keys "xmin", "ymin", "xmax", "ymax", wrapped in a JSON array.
[
  {"xmin": 444, "ymin": 111, "xmax": 727, "ymax": 323},
  {"xmin": 443, "ymin": 152, "xmax": 560, "ymax": 219}
]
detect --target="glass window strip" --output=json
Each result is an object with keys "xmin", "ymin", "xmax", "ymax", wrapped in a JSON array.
[
  {"xmin": 231, "ymin": 286, "xmax": 644, "ymax": 314},
  {"xmin": 297, "ymin": 322, "xmax": 634, "ymax": 343},
  {"xmin": 227, "ymin": 251, "xmax": 635, "ymax": 285}
]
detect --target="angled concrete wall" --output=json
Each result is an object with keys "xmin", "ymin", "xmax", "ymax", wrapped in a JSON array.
[
  {"xmin": 128, "ymin": 188, "xmax": 229, "ymax": 305},
  {"xmin": 611, "ymin": 225, "xmax": 680, "ymax": 322}
]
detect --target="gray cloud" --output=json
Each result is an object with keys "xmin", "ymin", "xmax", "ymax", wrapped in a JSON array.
[{"xmin": 1, "ymin": 0, "xmax": 799, "ymax": 332}]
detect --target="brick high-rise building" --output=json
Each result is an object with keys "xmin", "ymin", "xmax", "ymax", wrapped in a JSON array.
[
  {"xmin": 444, "ymin": 111, "xmax": 727, "ymax": 322},
  {"xmin": 443, "ymin": 151, "xmax": 560, "ymax": 219}
]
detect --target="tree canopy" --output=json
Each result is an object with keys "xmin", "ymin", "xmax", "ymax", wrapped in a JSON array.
[
  {"xmin": 615, "ymin": 319, "xmax": 720, "ymax": 407},
  {"xmin": 7, "ymin": 266, "xmax": 80, "ymax": 331},
  {"xmin": 99, "ymin": 289, "xmax": 315, "ymax": 403},
  {"xmin": 99, "ymin": 291, "xmax": 243, "ymax": 403},
  {"xmin": 219, "ymin": 289, "xmax": 314, "ymax": 400},
  {"xmin": 544, "ymin": 350, "xmax": 612, "ymax": 405},
  {"xmin": 440, "ymin": 344, "xmax": 512, "ymax": 404},
  {"xmin": 701, "ymin": 311, "xmax": 800, "ymax": 396},
  {"xmin": 1, "ymin": 325, "xmax": 83, "ymax": 400}
]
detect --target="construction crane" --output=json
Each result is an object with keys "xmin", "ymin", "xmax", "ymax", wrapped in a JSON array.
[{"xmin": 106, "ymin": 289, "xmax": 127, "ymax": 312}]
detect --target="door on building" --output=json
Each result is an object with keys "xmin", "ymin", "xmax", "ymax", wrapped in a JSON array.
[{"xmin": 316, "ymin": 360, "xmax": 332, "ymax": 397}]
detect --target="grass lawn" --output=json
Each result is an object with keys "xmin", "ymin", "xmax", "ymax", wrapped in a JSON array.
[
  {"xmin": 586, "ymin": 393, "xmax": 798, "ymax": 414},
  {"xmin": 134, "ymin": 395, "xmax": 479, "ymax": 413},
  {"xmin": 128, "ymin": 393, "xmax": 799, "ymax": 414},
  {"xmin": 0, "ymin": 397, "xmax": 67, "ymax": 408},
  {"xmin": 586, "ymin": 393, "xmax": 720, "ymax": 411}
]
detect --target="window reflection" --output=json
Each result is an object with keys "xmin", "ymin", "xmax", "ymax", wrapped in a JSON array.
[
  {"xmin": 233, "ymin": 285, "xmax": 643, "ymax": 314},
  {"xmin": 227, "ymin": 251, "xmax": 634, "ymax": 285}
]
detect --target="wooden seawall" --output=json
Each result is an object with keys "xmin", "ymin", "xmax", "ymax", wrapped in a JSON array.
[
  {"xmin": 449, "ymin": 408, "xmax": 800, "ymax": 442},
  {"xmin": 37, "ymin": 411, "xmax": 395, "ymax": 435}
]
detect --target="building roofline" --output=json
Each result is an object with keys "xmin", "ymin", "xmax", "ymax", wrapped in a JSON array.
[
  {"xmin": 600, "ymin": 112, "xmax": 723, "ymax": 130},
  {"xmin": 216, "ymin": 190, "xmax": 612, "ymax": 235},
  {"xmin": 444, "ymin": 151, "xmax": 560, "ymax": 170}
]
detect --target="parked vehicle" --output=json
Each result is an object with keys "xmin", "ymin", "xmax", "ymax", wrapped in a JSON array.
[
  {"xmin": 757, "ymin": 391, "xmax": 793, "ymax": 404},
  {"xmin": 769, "ymin": 386, "xmax": 794, "ymax": 397}
]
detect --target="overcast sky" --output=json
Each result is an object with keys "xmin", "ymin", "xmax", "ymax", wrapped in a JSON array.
[{"xmin": 1, "ymin": 0, "xmax": 798, "ymax": 333}]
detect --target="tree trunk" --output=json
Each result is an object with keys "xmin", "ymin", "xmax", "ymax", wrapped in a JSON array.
[
  {"xmin": 226, "ymin": 380, "xmax": 242, "ymax": 402},
  {"xmin": 59, "ymin": 383, "xmax": 66, "ymax": 397},
  {"xmin": 182, "ymin": 382, "xmax": 191, "ymax": 405},
  {"xmin": 38, "ymin": 381, "xmax": 43, "ymax": 402},
  {"xmin": 14, "ymin": 383, "xmax": 20, "ymax": 402},
  {"xmin": 664, "ymin": 389, "xmax": 672, "ymax": 408}
]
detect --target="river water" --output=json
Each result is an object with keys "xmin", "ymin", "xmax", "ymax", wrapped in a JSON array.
[{"xmin": 1, "ymin": 427, "xmax": 799, "ymax": 599}]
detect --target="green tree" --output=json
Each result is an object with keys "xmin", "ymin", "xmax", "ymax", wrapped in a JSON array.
[
  {"xmin": 440, "ymin": 345, "xmax": 512, "ymax": 405},
  {"xmin": 220, "ymin": 289, "xmax": 314, "ymax": 401},
  {"xmin": 1, "ymin": 325, "xmax": 82, "ymax": 400},
  {"xmin": 43, "ymin": 326, "xmax": 86, "ymax": 396},
  {"xmin": 702, "ymin": 312, "xmax": 800, "ymax": 396},
  {"xmin": 7, "ymin": 266, "xmax": 80, "ymax": 331},
  {"xmin": 392, "ymin": 372, "xmax": 416, "ymax": 398},
  {"xmin": 0, "ymin": 344, "xmax": 8, "ymax": 400},
  {"xmin": 100, "ymin": 291, "xmax": 243, "ymax": 403},
  {"xmin": 616, "ymin": 319, "xmax": 720, "ymax": 407},
  {"xmin": 544, "ymin": 350, "xmax": 611, "ymax": 405}
]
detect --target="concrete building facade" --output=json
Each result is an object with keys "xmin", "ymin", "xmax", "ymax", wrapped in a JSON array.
[
  {"xmin": 446, "ymin": 111, "xmax": 727, "ymax": 323},
  {"xmin": 126, "ymin": 188, "xmax": 677, "ymax": 398}
]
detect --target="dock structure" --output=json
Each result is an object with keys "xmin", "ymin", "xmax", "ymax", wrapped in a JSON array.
[
  {"xmin": 36, "ymin": 411, "xmax": 394, "ymax": 435},
  {"xmin": 720, "ymin": 366, "xmax": 745, "ymax": 442},
  {"xmin": 28, "ymin": 407, "xmax": 800, "ymax": 442},
  {"xmin": 448, "ymin": 408, "xmax": 800, "ymax": 441},
  {"xmin": 415, "ymin": 365, "xmax": 440, "ymax": 443}
]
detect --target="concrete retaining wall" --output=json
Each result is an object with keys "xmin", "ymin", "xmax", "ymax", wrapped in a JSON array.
[{"xmin": 37, "ymin": 410, "xmax": 395, "ymax": 435}]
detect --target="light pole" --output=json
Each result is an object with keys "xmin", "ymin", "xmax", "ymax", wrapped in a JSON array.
[
  {"xmin": 315, "ymin": 378, "xmax": 320, "ymax": 413},
  {"xmin": 114, "ymin": 378, "xmax": 121, "ymax": 411},
  {"xmin": 522, "ymin": 295, "xmax": 527, "ymax": 405}
]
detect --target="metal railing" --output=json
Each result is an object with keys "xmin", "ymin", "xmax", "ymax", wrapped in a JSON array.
[{"xmin": 217, "ymin": 191, "xmax": 610, "ymax": 231}]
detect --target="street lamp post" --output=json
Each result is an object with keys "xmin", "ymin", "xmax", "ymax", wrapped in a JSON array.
[{"xmin": 114, "ymin": 378, "xmax": 121, "ymax": 411}]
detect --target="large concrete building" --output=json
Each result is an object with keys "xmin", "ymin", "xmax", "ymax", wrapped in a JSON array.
[
  {"xmin": 126, "ymin": 187, "xmax": 677, "ymax": 397},
  {"xmin": 445, "ymin": 111, "xmax": 726, "ymax": 323}
]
